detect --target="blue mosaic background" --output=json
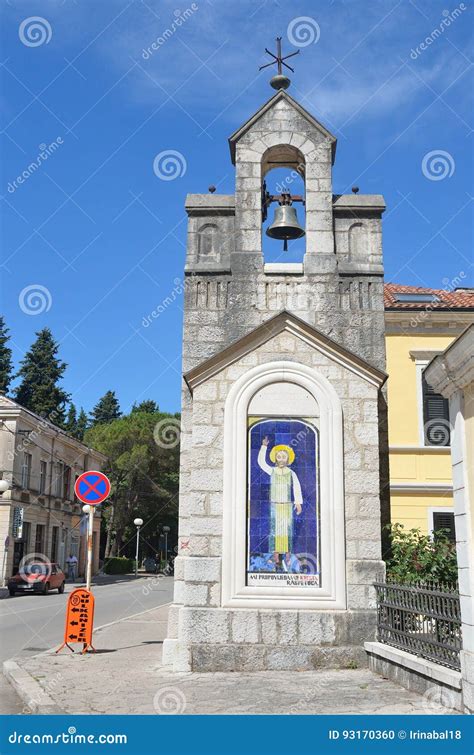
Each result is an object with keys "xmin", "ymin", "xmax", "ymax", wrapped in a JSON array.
[{"xmin": 247, "ymin": 419, "xmax": 318, "ymax": 572}]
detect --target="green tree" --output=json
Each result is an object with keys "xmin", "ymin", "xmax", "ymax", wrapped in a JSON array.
[
  {"xmin": 90, "ymin": 390, "xmax": 121, "ymax": 426},
  {"xmin": 131, "ymin": 400, "xmax": 160, "ymax": 414},
  {"xmin": 85, "ymin": 410, "xmax": 179, "ymax": 559},
  {"xmin": 385, "ymin": 524, "xmax": 458, "ymax": 584},
  {"xmin": 65, "ymin": 403, "xmax": 77, "ymax": 435},
  {"xmin": 75, "ymin": 408, "xmax": 88, "ymax": 441},
  {"xmin": 14, "ymin": 328, "xmax": 69, "ymax": 425},
  {"xmin": 0, "ymin": 317, "xmax": 13, "ymax": 395}
]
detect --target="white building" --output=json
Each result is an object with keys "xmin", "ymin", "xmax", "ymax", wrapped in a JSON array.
[{"xmin": 0, "ymin": 395, "xmax": 106, "ymax": 582}]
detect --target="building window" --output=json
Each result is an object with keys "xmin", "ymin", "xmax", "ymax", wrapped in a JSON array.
[
  {"xmin": 63, "ymin": 466, "xmax": 71, "ymax": 500},
  {"xmin": 34, "ymin": 524, "xmax": 45, "ymax": 553},
  {"xmin": 39, "ymin": 461, "xmax": 47, "ymax": 494},
  {"xmin": 21, "ymin": 453, "xmax": 32, "ymax": 489},
  {"xmin": 55, "ymin": 463, "xmax": 63, "ymax": 498},
  {"xmin": 22, "ymin": 522, "xmax": 30, "ymax": 550},
  {"xmin": 422, "ymin": 372, "xmax": 450, "ymax": 446},
  {"xmin": 430, "ymin": 509, "xmax": 456, "ymax": 543},
  {"xmin": 51, "ymin": 526, "xmax": 59, "ymax": 562}
]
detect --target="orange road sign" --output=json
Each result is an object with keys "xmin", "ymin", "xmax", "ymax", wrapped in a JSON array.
[{"xmin": 56, "ymin": 588, "xmax": 95, "ymax": 654}]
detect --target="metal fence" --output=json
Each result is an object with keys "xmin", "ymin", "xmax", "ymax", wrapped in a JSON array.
[{"xmin": 375, "ymin": 581, "xmax": 462, "ymax": 670}]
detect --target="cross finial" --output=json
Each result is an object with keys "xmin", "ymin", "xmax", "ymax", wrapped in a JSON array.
[{"xmin": 259, "ymin": 36, "xmax": 300, "ymax": 90}]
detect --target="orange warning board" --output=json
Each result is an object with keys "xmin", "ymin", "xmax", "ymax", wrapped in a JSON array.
[{"xmin": 56, "ymin": 588, "xmax": 95, "ymax": 654}]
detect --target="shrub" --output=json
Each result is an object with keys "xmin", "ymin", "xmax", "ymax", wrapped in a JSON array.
[
  {"xmin": 385, "ymin": 523, "xmax": 458, "ymax": 585},
  {"xmin": 103, "ymin": 557, "xmax": 134, "ymax": 575}
]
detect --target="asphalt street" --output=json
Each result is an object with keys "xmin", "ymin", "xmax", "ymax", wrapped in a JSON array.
[{"xmin": 0, "ymin": 575, "xmax": 174, "ymax": 714}]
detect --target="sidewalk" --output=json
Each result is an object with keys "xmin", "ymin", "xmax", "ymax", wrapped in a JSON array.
[{"xmin": 3, "ymin": 604, "xmax": 458, "ymax": 715}]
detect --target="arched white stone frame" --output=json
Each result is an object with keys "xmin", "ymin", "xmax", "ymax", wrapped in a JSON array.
[{"xmin": 222, "ymin": 360, "xmax": 346, "ymax": 610}]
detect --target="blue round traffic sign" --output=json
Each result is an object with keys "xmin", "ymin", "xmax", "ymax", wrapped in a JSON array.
[{"xmin": 74, "ymin": 471, "xmax": 110, "ymax": 505}]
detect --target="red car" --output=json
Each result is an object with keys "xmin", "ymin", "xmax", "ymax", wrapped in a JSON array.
[{"xmin": 8, "ymin": 562, "xmax": 66, "ymax": 596}]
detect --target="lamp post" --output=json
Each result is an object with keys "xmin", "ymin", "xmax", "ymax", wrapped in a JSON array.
[
  {"xmin": 162, "ymin": 525, "xmax": 170, "ymax": 563},
  {"xmin": 82, "ymin": 504, "xmax": 94, "ymax": 592},
  {"xmin": 0, "ymin": 479, "xmax": 10, "ymax": 586},
  {"xmin": 134, "ymin": 518, "xmax": 143, "ymax": 577}
]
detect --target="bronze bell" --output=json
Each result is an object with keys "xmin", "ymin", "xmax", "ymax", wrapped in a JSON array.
[{"xmin": 266, "ymin": 200, "xmax": 305, "ymax": 251}]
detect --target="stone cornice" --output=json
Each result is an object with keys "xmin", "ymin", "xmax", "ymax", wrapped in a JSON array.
[{"xmin": 424, "ymin": 324, "xmax": 474, "ymax": 398}]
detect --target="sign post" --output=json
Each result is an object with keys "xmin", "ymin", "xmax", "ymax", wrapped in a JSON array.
[
  {"xmin": 74, "ymin": 470, "xmax": 110, "ymax": 591},
  {"xmin": 56, "ymin": 471, "xmax": 111, "ymax": 654}
]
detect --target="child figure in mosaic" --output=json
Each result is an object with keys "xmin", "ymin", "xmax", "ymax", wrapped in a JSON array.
[{"xmin": 258, "ymin": 436, "xmax": 303, "ymax": 561}]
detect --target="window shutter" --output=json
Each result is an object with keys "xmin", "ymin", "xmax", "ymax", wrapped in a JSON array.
[
  {"xmin": 422, "ymin": 373, "xmax": 450, "ymax": 446},
  {"xmin": 432, "ymin": 512, "xmax": 456, "ymax": 542}
]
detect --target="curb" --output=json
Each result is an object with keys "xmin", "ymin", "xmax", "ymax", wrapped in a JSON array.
[
  {"xmin": 3, "ymin": 660, "xmax": 63, "ymax": 715},
  {"xmin": 2, "ymin": 602, "xmax": 172, "ymax": 715}
]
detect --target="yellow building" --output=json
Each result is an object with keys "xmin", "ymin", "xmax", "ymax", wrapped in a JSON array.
[{"xmin": 385, "ymin": 283, "xmax": 474, "ymax": 537}]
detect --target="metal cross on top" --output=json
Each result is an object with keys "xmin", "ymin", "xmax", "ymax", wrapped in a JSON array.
[{"xmin": 259, "ymin": 36, "xmax": 300, "ymax": 90}]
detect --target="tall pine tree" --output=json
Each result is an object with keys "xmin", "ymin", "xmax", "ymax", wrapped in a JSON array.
[
  {"xmin": 90, "ymin": 390, "xmax": 121, "ymax": 425},
  {"xmin": 65, "ymin": 403, "xmax": 77, "ymax": 436},
  {"xmin": 131, "ymin": 399, "xmax": 159, "ymax": 414},
  {"xmin": 75, "ymin": 408, "xmax": 88, "ymax": 440},
  {"xmin": 0, "ymin": 317, "xmax": 13, "ymax": 395},
  {"xmin": 14, "ymin": 328, "xmax": 69, "ymax": 425}
]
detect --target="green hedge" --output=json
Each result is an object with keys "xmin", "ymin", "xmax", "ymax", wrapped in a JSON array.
[{"xmin": 103, "ymin": 557, "xmax": 134, "ymax": 575}]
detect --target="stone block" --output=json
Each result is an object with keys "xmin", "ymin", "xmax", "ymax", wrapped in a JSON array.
[
  {"xmin": 183, "ymin": 582, "xmax": 208, "ymax": 606},
  {"xmin": 166, "ymin": 604, "xmax": 181, "ymax": 638},
  {"xmin": 208, "ymin": 492, "xmax": 223, "ymax": 515},
  {"xmin": 209, "ymin": 582, "xmax": 221, "ymax": 606},
  {"xmin": 190, "ymin": 469, "xmax": 222, "ymax": 491},
  {"xmin": 346, "ymin": 559, "xmax": 385, "ymax": 585},
  {"xmin": 310, "ymin": 645, "xmax": 368, "ymax": 670},
  {"xmin": 347, "ymin": 584, "xmax": 377, "ymax": 610},
  {"xmin": 231, "ymin": 610, "xmax": 260, "ymax": 643},
  {"xmin": 195, "ymin": 382, "xmax": 218, "ymax": 401},
  {"xmin": 266, "ymin": 646, "xmax": 313, "ymax": 671},
  {"xmin": 354, "ymin": 423, "xmax": 379, "ymax": 446},
  {"xmin": 192, "ymin": 425, "xmax": 220, "ymax": 447},
  {"xmin": 184, "ymin": 556, "xmax": 221, "ymax": 583},
  {"xmin": 191, "ymin": 645, "xmax": 235, "ymax": 671},
  {"xmin": 278, "ymin": 611, "xmax": 298, "ymax": 644},
  {"xmin": 179, "ymin": 608, "xmax": 230, "ymax": 643},
  {"xmin": 189, "ymin": 516, "xmax": 222, "ymax": 537},
  {"xmin": 260, "ymin": 612, "xmax": 279, "ymax": 644},
  {"xmin": 298, "ymin": 612, "xmax": 336, "ymax": 645}
]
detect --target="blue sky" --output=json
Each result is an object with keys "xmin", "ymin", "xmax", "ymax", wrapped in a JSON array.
[{"xmin": 1, "ymin": 0, "xmax": 473, "ymax": 415}]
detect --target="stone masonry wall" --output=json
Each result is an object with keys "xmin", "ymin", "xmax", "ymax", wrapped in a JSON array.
[{"xmin": 164, "ymin": 330, "xmax": 385, "ymax": 671}]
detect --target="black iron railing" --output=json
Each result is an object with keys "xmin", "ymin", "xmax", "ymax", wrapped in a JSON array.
[{"xmin": 375, "ymin": 581, "xmax": 462, "ymax": 671}]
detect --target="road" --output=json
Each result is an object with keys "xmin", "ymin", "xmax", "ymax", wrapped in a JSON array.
[{"xmin": 0, "ymin": 575, "xmax": 174, "ymax": 714}]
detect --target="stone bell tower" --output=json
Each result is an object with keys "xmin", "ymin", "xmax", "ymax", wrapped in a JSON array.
[{"xmin": 163, "ymin": 44, "xmax": 388, "ymax": 672}]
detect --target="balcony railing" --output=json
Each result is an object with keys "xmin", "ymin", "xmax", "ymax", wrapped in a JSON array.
[{"xmin": 375, "ymin": 581, "xmax": 462, "ymax": 671}]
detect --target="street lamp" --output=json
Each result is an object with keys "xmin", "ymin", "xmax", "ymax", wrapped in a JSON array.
[
  {"xmin": 134, "ymin": 518, "xmax": 143, "ymax": 578},
  {"xmin": 0, "ymin": 479, "xmax": 10, "ymax": 494},
  {"xmin": 162, "ymin": 525, "xmax": 170, "ymax": 563}
]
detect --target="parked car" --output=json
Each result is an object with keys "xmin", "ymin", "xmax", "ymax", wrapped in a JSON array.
[
  {"xmin": 8, "ymin": 562, "xmax": 66, "ymax": 596},
  {"xmin": 143, "ymin": 556, "xmax": 158, "ymax": 574}
]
